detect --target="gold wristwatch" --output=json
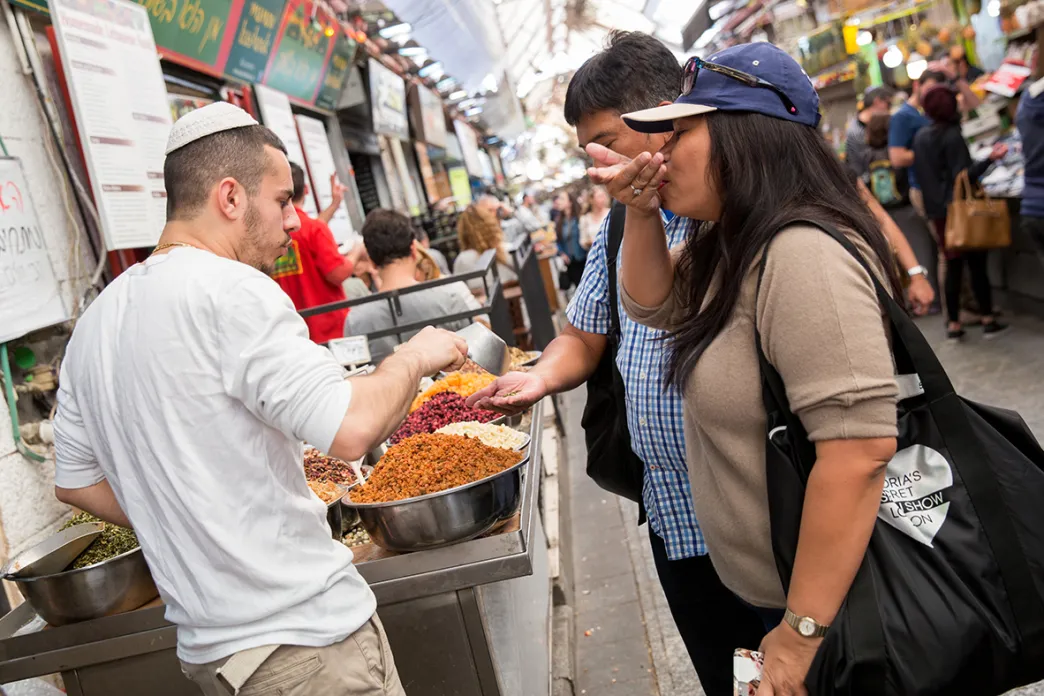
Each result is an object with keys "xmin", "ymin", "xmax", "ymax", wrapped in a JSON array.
[{"xmin": 784, "ymin": 608, "xmax": 830, "ymax": 638}]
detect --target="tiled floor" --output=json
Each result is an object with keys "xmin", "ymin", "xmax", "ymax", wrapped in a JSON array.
[{"xmin": 564, "ymin": 312, "xmax": 1044, "ymax": 696}]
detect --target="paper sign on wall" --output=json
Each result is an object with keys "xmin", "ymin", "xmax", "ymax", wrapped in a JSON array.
[
  {"xmin": 0, "ymin": 158, "xmax": 69, "ymax": 342},
  {"xmin": 295, "ymin": 114, "xmax": 356, "ymax": 246},
  {"xmin": 51, "ymin": 0, "xmax": 172, "ymax": 250},
  {"xmin": 254, "ymin": 84, "xmax": 318, "ymax": 216}
]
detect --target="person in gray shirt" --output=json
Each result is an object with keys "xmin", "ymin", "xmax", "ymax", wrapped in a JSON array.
[
  {"xmin": 347, "ymin": 210, "xmax": 480, "ymax": 363},
  {"xmin": 845, "ymin": 86, "xmax": 894, "ymax": 181}
]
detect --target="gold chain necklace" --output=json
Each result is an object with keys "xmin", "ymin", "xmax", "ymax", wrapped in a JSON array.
[{"xmin": 150, "ymin": 242, "xmax": 202, "ymax": 256}]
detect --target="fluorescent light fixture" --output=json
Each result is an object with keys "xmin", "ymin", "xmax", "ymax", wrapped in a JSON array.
[
  {"xmin": 379, "ymin": 22, "xmax": 412, "ymax": 39},
  {"xmin": 448, "ymin": 90, "xmax": 468, "ymax": 101},
  {"xmin": 398, "ymin": 46, "xmax": 428, "ymax": 57},
  {"xmin": 987, "ymin": 0, "xmax": 1000, "ymax": 16},
  {"xmin": 418, "ymin": 62, "xmax": 443, "ymax": 78},
  {"xmin": 465, "ymin": 107, "xmax": 483, "ymax": 117},
  {"xmin": 882, "ymin": 45, "xmax": 903, "ymax": 69},
  {"xmin": 857, "ymin": 30, "xmax": 873, "ymax": 46},
  {"xmin": 436, "ymin": 77, "xmax": 458, "ymax": 90}
]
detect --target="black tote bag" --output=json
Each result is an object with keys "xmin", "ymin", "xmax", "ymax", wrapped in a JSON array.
[
  {"xmin": 756, "ymin": 221, "xmax": 1044, "ymax": 695},
  {"xmin": 581, "ymin": 202, "xmax": 645, "ymax": 505}
]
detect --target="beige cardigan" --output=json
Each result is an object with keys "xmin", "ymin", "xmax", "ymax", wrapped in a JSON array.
[{"xmin": 621, "ymin": 224, "xmax": 898, "ymax": 608}]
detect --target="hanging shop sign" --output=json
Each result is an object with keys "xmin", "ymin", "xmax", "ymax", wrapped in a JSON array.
[
  {"xmin": 254, "ymin": 83, "xmax": 319, "ymax": 216},
  {"xmin": 411, "ymin": 85, "xmax": 448, "ymax": 149},
  {"xmin": 448, "ymin": 166, "xmax": 472, "ymax": 207},
  {"xmin": 315, "ymin": 35, "xmax": 358, "ymax": 110},
  {"xmin": 262, "ymin": 0, "xmax": 338, "ymax": 105},
  {"xmin": 369, "ymin": 58, "xmax": 410, "ymax": 141},
  {"xmin": 224, "ymin": 0, "xmax": 286, "ymax": 83},
  {"xmin": 52, "ymin": 0, "xmax": 172, "ymax": 250},
  {"xmin": 295, "ymin": 114, "xmax": 356, "ymax": 245},
  {"xmin": 0, "ymin": 158, "xmax": 70, "ymax": 343},
  {"xmin": 453, "ymin": 120, "xmax": 483, "ymax": 178}
]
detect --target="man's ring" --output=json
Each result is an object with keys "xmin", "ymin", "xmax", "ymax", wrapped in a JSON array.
[{"xmin": 631, "ymin": 185, "xmax": 643, "ymax": 198}]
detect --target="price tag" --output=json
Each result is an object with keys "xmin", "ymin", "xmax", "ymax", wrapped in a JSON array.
[{"xmin": 328, "ymin": 336, "xmax": 371, "ymax": 366}]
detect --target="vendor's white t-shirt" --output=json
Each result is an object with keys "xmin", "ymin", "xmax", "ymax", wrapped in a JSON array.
[{"xmin": 54, "ymin": 248, "xmax": 375, "ymax": 664}]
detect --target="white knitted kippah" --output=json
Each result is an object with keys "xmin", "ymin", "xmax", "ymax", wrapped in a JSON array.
[{"xmin": 165, "ymin": 102, "xmax": 259, "ymax": 155}]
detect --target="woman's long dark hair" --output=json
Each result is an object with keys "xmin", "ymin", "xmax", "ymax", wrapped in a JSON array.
[
  {"xmin": 555, "ymin": 191, "xmax": 582, "ymax": 240},
  {"xmin": 665, "ymin": 111, "xmax": 904, "ymax": 392}
]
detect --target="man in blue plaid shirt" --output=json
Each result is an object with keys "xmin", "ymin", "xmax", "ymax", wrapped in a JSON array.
[{"xmin": 468, "ymin": 31, "xmax": 764, "ymax": 695}]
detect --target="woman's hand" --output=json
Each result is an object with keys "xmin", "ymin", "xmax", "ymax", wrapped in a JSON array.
[
  {"xmin": 466, "ymin": 371, "xmax": 548, "ymax": 415},
  {"xmin": 586, "ymin": 143, "xmax": 666, "ymax": 215},
  {"xmin": 756, "ymin": 624, "xmax": 821, "ymax": 695},
  {"xmin": 989, "ymin": 143, "xmax": 1009, "ymax": 161},
  {"xmin": 907, "ymin": 274, "xmax": 935, "ymax": 315}
]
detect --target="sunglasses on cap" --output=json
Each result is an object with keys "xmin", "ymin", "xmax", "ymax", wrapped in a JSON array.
[{"xmin": 681, "ymin": 56, "xmax": 800, "ymax": 117}]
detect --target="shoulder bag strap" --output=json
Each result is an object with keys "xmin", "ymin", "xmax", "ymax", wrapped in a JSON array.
[{"xmin": 605, "ymin": 202, "xmax": 627, "ymax": 349}]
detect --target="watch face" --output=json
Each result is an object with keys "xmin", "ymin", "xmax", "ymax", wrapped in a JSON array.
[{"xmin": 798, "ymin": 618, "xmax": 816, "ymax": 637}]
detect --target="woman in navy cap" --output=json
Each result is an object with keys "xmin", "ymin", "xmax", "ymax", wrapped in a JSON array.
[{"xmin": 587, "ymin": 43, "xmax": 902, "ymax": 694}]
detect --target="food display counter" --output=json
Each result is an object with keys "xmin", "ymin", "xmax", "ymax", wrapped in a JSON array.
[{"xmin": 0, "ymin": 403, "xmax": 551, "ymax": 696}]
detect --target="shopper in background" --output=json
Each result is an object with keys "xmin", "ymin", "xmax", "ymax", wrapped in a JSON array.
[
  {"xmin": 580, "ymin": 185, "xmax": 611, "ymax": 250},
  {"xmin": 413, "ymin": 225, "xmax": 450, "ymax": 276},
  {"xmin": 454, "ymin": 202, "xmax": 519, "ymax": 292},
  {"xmin": 590, "ymin": 41, "xmax": 902, "ymax": 695},
  {"xmin": 516, "ymin": 190, "xmax": 549, "ymax": 229},
  {"xmin": 347, "ymin": 210, "xmax": 481, "ymax": 363},
  {"xmin": 468, "ymin": 30, "xmax": 766, "ymax": 695},
  {"xmin": 948, "ymin": 45, "xmax": 985, "ymax": 83},
  {"xmin": 845, "ymin": 86, "xmax": 893, "ymax": 180},
  {"xmin": 862, "ymin": 112, "xmax": 939, "ymax": 313},
  {"xmin": 271, "ymin": 162, "xmax": 365, "ymax": 344},
  {"xmin": 889, "ymin": 70, "xmax": 949, "ymax": 218},
  {"xmin": 913, "ymin": 84, "xmax": 1009, "ymax": 340},
  {"xmin": 53, "ymin": 103, "xmax": 467, "ymax": 696},
  {"xmin": 1017, "ymin": 79, "xmax": 1044, "ymax": 257},
  {"xmin": 555, "ymin": 190, "xmax": 587, "ymax": 287}
]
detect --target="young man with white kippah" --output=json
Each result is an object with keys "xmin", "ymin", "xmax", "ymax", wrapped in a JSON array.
[{"xmin": 52, "ymin": 102, "xmax": 469, "ymax": 695}]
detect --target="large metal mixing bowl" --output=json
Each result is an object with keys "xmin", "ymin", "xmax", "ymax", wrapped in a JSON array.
[
  {"xmin": 341, "ymin": 455, "xmax": 528, "ymax": 552},
  {"xmin": 11, "ymin": 547, "xmax": 159, "ymax": 626}
]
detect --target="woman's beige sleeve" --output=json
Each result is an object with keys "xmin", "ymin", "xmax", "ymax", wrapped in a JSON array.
[
  {"xmin": 756, "ymin": 226, "xmax": 898, "ymax": 442},
  {"xmin": 618, "ymin": 244, "xmax": 689, "ymax": 331}
]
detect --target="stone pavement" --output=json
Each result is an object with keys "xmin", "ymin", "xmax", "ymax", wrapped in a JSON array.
[{"xmin": 562, "ymin": 312, "xmax": 1044, "ymax": 696}]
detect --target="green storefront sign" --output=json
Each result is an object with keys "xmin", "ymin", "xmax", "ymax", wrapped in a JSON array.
[{"xmin": 314, "ymin": 35, "xmax": 356, "ymax": 110}]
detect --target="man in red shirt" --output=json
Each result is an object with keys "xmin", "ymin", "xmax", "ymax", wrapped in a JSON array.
[{"xmin": 272, "ymin": 163, "xmax": 363, "ymax": 343}]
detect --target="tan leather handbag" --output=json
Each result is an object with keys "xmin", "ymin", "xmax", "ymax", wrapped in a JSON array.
[{"xmin": 945, "ymin": 170, "xmax": 1011, "ymax": 251}]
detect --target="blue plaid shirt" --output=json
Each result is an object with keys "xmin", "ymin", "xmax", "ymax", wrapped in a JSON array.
[{"xmin": 566, "ymin": 212, "xmax": 705, "ymax": 560}]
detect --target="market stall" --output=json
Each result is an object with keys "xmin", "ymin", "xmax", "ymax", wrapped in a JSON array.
[{"xmin": 0, "ymin": 401, "xmax": 551, "ymax": 696}]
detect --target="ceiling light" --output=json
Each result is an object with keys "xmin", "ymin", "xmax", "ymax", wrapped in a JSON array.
[
  {"xmin": 856, "ymin": 30, "xmax": 873, "ymax": 46},
  {"xmin": 882, "ymin": 45, "xmax": 903, "ymax": 69},
  {"xmin": 435, "ymin": 77, "xmax": 457, "ymax": 91},
  {"xmin": 418, "ymin": 62, "xmax": 443, "ymax": 78},
  {"xmin": 378, "ymin": 22, "xmax": 412, "ymax": 39},
  {"xmin": 324, "ymin": 25, "xmax": 336, "ymax": 38},
  {"xmin": 465, "ymin": 107, "xmax": 483, "ymax": 117},
  {"xmin": 448, "ymin": 90, "xmax": 468, "ymax": 101},
  {"xmin": 398, "ymin": 46, "xmax": 427, "ymax": 57},
  {"xmin": 907, "ymin": 53, "xmax": 928, "ymax": 80},
  {"xmin": 987, "ymin": 0, "xmax": 1001, "ymax": 16}
]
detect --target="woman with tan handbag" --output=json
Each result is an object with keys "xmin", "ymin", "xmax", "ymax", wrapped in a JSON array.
[{"xmin": 913, "ymin": 84, "xmax": 1009, "ymax": 340}]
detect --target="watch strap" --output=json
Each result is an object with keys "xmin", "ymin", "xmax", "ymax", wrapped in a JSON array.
[
  {"xmin": 784, "ymin": 608, "xmax": 830, "ymax": 638},
  {"xmin": 907, "ymin": 264, "xmax": 928, "ymax": 278}
]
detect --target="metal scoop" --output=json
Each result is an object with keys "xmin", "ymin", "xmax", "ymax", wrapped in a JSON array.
[
  {"xmin": 1, "ymin": 522, "xmax": 103, "ymax": 579},
  {"xmin": 455, "ymin": 323, "xmax": 509, "ymax": 375}
]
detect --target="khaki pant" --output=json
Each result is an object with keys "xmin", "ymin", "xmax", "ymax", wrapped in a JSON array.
[{"xmin": 181, "ymin": 616, "xmax": 406, "ymax": 696}]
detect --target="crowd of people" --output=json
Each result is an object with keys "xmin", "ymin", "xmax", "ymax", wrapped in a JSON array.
[{"xmin": 45, "ymin": 21, "xmax": 1044, "ymax": 696}]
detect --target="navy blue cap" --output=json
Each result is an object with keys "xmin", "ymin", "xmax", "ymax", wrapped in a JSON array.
[{"xmin": 623, "ymin": 42, "xmax": 821, "ymax": 132}]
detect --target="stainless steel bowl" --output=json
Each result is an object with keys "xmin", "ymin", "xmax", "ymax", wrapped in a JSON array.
[
  {"xmin": 11, "ymin": 547, "xmax": 158, "ymax": 626},
  {"xmin": 341, "ymin": 455, "xmax": 528, "ymax": 552}
]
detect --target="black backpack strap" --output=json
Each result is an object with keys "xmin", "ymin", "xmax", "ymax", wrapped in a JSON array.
[{"xmin": 605, "ymin": 202, "xmax": 627, "ymax": 348}]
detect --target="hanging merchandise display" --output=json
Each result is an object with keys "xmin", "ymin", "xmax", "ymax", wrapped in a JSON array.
[
  {"xmin": 254, "ymin": 84, "xmax": 319, "ymax": 216},
  {"xmin": 51, "ymin": 0, "xmax": 173, "ymax": 251},
  {"xmin": 0, "ymin": 157, "xmax": 69, "ymax": 343},
  {"xmin": 295, "ymin": 114, "xmax": 356, "ymax": 245}
]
